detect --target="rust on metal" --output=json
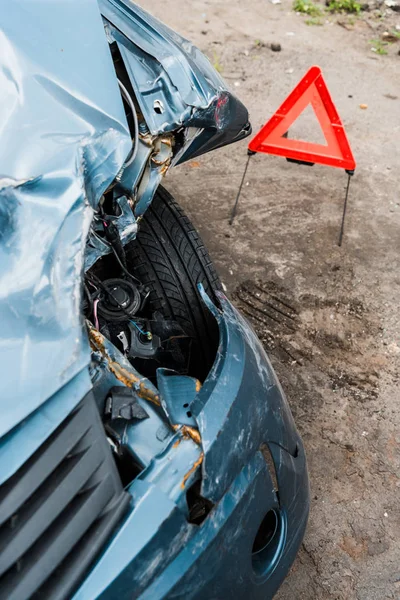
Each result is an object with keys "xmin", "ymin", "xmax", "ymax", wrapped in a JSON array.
[
  {"xmin": 151, "ymin": 156, "xmax": 170, "ymax": 166},
  {"xmin": 181, "ymin": 425, "xmax": 201, "ymax": 445},
  {"xmin": 180, "ymin": 453, "xmax": 204, "ymax": 490},
  {"xmin": 88, "ymin": 324, "xmax": 160, "ymax": 405},
  {"xmin": 138, "ymin": 132, "xmax": 154, "ymax": 147},
  {"xmin": 172, "ymin": 438, "xmax": 181, "ymax": 449},
  {"xmin": 172, "ymin": 424, "xmax": 201, "ymax": 445},
  {"xmin": 159, "ymin": 163, "xmax": 170, "ymax": 175}
]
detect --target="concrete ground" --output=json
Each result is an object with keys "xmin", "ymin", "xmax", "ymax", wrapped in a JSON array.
[{"xmin": 140, "ymin": 1, "xmax": 400, "ymax": 598}]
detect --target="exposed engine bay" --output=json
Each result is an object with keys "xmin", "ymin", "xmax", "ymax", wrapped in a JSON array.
[
  {"xmin": 85, "ymin": 214, "xmax": 192, "ymax": 380},
  {"xmin": 82, "ymin": 20, "xmax": 250, "ymax": 382},
  {"xmin": 79, "ymin": 16, "xmax": 251, "ymax": 501}
]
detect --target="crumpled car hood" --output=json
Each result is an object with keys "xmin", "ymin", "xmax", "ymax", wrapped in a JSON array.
[{"xmin": 0, "ymin": 0, "xmax": 131, "ymax": 437}]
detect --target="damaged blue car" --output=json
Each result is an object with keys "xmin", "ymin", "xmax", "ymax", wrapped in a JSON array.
[{"xmin": 0, "ymin": 1, "xmax": 309, "ymax": 599}]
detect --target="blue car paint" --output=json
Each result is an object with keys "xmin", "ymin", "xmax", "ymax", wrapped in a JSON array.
[
  {"xmin": 101, "ymin": 0, "xmax": 250, "ymax": 217},
  {"xmin": 0, "ymin": 0, "xmax": 309, "ymax": 598},
  {"xmin": 0, "ymin": 369, "xmax": 91, "ymax": 486},
  {"xmin": 0, "ymin": 0, "xmax": 131, "ymax": 436},
  {"xmin": 74, "ymin": 288, "xmax": 309, "ymax": 599},
  {"xmin": 99, "ymin": 0, "xmax": 227, "ymax": 135}
]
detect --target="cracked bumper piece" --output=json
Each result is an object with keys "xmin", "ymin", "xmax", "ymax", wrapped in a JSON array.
[{"xmin": 74, "ymin": 292, "xmax": 309, "ymax": 600}]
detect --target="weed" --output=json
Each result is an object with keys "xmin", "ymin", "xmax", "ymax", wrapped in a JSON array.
[
  {"xmin": 370, "ymin": 39, "xmax": 388, "ymax": 55},
  {"xmin": 327, "ymin": 0, "xmax": 361, "ymax": 13},
  {"xmin": 293, "ymin": 0, "xmax": 323, "ymax": 16},
  {"xmin": 305, "ymin": 17, "xmax": 323, "ymax": 24}
]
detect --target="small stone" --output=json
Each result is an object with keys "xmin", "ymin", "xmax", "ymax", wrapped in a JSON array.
[
  {"xmin": 270, "ymin": 43, "xmax": 282, "ymax": 52},
  {"xmin": 359, "ymin": 103, "xmax": 368, "ymax": 109},
  {"xmin": 382, "ymin": 31, "xmax": 400, "ymax": 41}
]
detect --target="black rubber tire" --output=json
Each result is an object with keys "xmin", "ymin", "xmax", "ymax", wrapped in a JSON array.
[{"xmin": 126, "ymin": 186, "xmax": 222, "ymax": 381}]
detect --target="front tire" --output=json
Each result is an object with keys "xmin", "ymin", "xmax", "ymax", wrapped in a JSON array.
[{"xmin": 126, "ymin": 186, "xmax": 221, "ymax": 381}]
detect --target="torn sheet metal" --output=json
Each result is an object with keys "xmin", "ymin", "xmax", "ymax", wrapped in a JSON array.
[
  {"xmin": 100, "ymin": 0, "xmax": 250, "ymax": 169},
  {"xmin": 130, "ymin": 436, "xmax": 203, "ymax": 509},
  {"xmin": 0, "ymin": 0, "xmax": 131, "ymax": 437},
  {"xmin": 88, "ymin": 325, "xmax": 160, "ymax": 406},
  {"xmin": 100, "ymin": 0, "xmax": 226, "ymax": 135},
  {"xmin": 156, "ymin": 368, "xmax": 200, "ymax": 428},
  {"xmin": 192, "ymin": 287, "xmax": 300, "ymax": 502},
  {"xmin": 128, "ymin": 133, "xmax": 174, "ymax": 218}
]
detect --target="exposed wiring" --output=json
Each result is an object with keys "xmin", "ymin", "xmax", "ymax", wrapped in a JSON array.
[
  {"xmin": 118, "ymin": 78, "xmax": 139, "ymax": 168},
  {"xmin": 130, "ymin": 319, "xmax": 152, "ymax": 340},
  {"xmin": 109, "ymin": 242, "xmax": 142, "ymax": 285},
  {"xmin": 84, "ymin": 283, "xmax": 94, "ymax": 317},
  {"xmin": 90, "ymin": 225, "xmax": 111, "ymax": 247},
  {"xmin": 91, "ymin": 219, "xmax": 141, "ymax": 285},
  {"xmin": 93, "ymin": 299, "xmax": 100, "ymax": 330},
  {"xmin": 86, "ymin": 277, "xmax": 98, "ymax": 292},
  {"xmin": 86, "ymin": 273, "xmax": 152, "ymax": 340}
]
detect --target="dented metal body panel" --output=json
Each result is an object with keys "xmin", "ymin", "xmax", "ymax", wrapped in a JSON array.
[
  {"xmin": 0, "ymin": 0, "xmax": 131, "ymax": 437},
  {"xmin": 0, "ymin": 1, "xmax": 309, "ymax": 599},
  {"xmin": 74, "ymin": 291, "xmax": 309, "ymax": 600}
]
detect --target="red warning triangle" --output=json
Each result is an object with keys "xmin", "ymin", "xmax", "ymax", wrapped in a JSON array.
[{"xmin": 248, "ymin": 66, "xmax": 356, "ymax": 171}]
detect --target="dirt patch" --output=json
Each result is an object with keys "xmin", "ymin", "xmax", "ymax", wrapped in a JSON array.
[{"xmin": 234, "ymin": 278, "xmax": 383, "ymax": 401}]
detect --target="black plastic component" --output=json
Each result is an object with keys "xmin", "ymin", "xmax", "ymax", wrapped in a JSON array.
[
  {"xmin": 177, "ymin": 93, "xmax": 252, "ymax": 164},
  {"xmin": 282, "ymin": 132, "xmax": 314, "ymax": 167},
  {"xmin": 128, "ymin": 321, "xmax": 160, "ymax": 359},
  {"xmin": 105, "ymin": 386, "xmax": 149, "ymax": 421},
  {"xmin": 0, "ymin": 392, "xmax": 130, "ymax": 600},
  {"xmin": 186, "ymin": 480, "xmax": 214, "ymax": 526},
  {"xmin": 98, "ymin": 278, "xmax": 141, "ymax": 322},
  {"xmin": 286, "ymin": 158, "xmax": 315, "ymax": 167}
]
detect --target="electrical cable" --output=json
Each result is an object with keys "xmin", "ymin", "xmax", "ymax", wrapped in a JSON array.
[
  {"xmin": 93, "ymin": 299, "xmax": 100, "ymax": 330},
  {"xmin": 130, "ymin": 319, "xmax": 151, "ymax": 339},
  {"xmin": 117, "ymin": 78, "xmax": 139, "ymax": 168},
  {"xmin": 84, "ymin": 283, "xmax": 94, "ymax": 317},
  {"xmin": 109, "ymin": 242, "xmax": 142, "ymax": 285}
]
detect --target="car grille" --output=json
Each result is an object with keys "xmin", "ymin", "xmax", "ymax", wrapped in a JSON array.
[{"xmin": 0, "ymin": 391, "xmax": 130, "ymax": 600}]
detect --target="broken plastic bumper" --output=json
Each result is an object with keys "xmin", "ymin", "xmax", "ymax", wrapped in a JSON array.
[{"xmin": 74, "ymin": 292, "xmax": 309, "ymax": 600}]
